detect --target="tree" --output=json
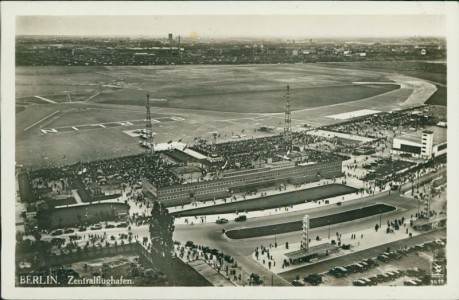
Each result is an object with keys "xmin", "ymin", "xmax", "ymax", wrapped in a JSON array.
[
  {"xmin": 32, "ymin": 230, "xmax": 42, "ymax": 242},
  {"xmin": 149, "ymin": 201, "xmax": 175, "ymax": 260}
]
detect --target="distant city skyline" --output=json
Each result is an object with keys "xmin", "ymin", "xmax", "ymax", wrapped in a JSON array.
[{"xmin": 17, "ymin": 15, "xmax": 446, "ymax": 38}]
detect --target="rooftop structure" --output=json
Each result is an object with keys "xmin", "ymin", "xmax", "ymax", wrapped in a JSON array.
[{"xmin": 392, "ymin": 126, "xmax": 446, "ymax": 159}]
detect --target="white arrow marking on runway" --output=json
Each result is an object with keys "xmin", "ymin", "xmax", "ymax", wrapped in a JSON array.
[{"xmin": 33, "ymin": 95, "xmax": 57, "ymax": 104}]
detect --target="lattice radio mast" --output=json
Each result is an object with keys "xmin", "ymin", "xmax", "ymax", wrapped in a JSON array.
[
  {"xmin": 284, "ymin": 84, "xmax": 293, "ymax": 151},
  {"xmin": 145, "ymin": 94, "xmax": 154, "ymax": 155}
]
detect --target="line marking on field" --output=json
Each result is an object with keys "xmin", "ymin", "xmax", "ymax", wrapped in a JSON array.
[
  {"xmin": 24, "ymin": 110, "xmax": 60, "ymax": 131},
  {"xmin": 84, "ymin": 92, "xmax": 100, "ymax": 102},
  {"xmin": 33, "ymin": 95, "xmax": 57, "ymax": 104},
  {"xmin": 171, "ymin": 116, "xmax": 185, "ymax": 121},
  {"xmin": 39, "ymin": 116, "xmax": 185, "ymax": 134},
  {"xmin": 40, "ymin": 128, "xmax": 58, "ymax": 134}
]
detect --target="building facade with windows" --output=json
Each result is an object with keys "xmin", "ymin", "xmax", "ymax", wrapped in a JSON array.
[
  {"xmin": 143, "ymin": 159, "xmax": 343, "ymax": 207},
  {"xmin": 391, "ymin": 126, "xmax": 446, "ymax": 159}
]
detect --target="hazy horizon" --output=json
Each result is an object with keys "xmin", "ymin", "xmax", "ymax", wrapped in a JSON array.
[{"xmin": 17, "ymin": 15, "xmax": 446, "ymax": 39}]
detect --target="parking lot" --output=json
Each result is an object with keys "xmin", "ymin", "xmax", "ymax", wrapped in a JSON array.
[{"xmin": 289, "ymin": 238, "xmax": 445, "ymax": 287}]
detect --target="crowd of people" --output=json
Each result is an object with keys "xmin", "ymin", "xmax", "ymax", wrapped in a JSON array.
[
  {"xmin": 192, "ymin": 132, "xmax": 346, "ymax": 173},
  {"xmin": 323, "ymin": 107, "xmax": 438, "ymax": 141},
  {"xmin": 23, "ymin": 128, "xmax": 354, "ymax": 207},
  {"xmin": 25, "ymin": 106, "xmax": 442, "ymax": 204},
  {"xmin": 28, "ymin": 154, "xmax": 184, "ymax": 200}
]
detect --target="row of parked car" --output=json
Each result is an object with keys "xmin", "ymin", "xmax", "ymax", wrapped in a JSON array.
[
  {"xmin": 353, "ymin": 269, "xmax": 406, "ymax": 286},
  {"xmin": 329, "ymin": 258, "xmax": 379, "ymax": 278},
  {"xmin": 291, "ymin": 273, "xmax": 324, "ymax": 286},
  {"xmin": 377, "ymin": 238, "xmax": 446, "ymax": 264},
  {"xmin": 215, "ymin": 215, "xmax": 247, "ymax": 224},
  {"xmin": 50, "ymin": 222, "xmax": 129, "ymax": 236}
]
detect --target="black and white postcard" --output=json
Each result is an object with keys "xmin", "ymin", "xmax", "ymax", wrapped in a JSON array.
[{"xmin": 1, "ymin": 1, "xmax": 458, "ymax": 299}]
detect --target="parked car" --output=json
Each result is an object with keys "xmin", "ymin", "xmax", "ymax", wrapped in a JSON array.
[
  {"xmin": 385, "ymin": 271, "xmax": 397, "ymax": 280},
  {"xmin": 363, "ymin": 258, "xmax": 378, "ymax": 268},
  {"xmin": 216, "ymin": 218, "xmax": 228, "ymax": 224},
  {"xmin": 391, "ymin": 270, "xmax": 402, "ymax": 278},
  {"xmin": 359, "ymin": 277, "xmax": 373, "ymax": 286},
  {"xmin": 51, "ymin": 230, "xmax": 63, "ymax": 236},
  {"xmin": 377, "ymin": 254, "xmax": 389, "ymax": 263},
  {"xmin": 224, "ymin": 254, "xmax": 234, "ymax": 263},
  {"xmin": 404, "ymin": 280, "xmax": 418, "ymax": 286},
  {"xmin": 367, "ymin": 275, "xmax": 379, "ymax": 285},
  {"xmin": 116, "ymin": 222, "xmax": 128, "ymax": 228},
  {"xmin": 90, "ymin": 224, "xmax": 102, "ymax": 230},
  {"xmin": 235, "ymin": 215, "xmax": 247, "ymax": 222},
  {"xmin": 292, "ymin": 279, "xmax": 305, "ymax": 286},
  {"xmin": 412, "ymin": 278, "xmax": 423, "ymax": 286},
  {"xmin": 329, "ymin": 266, "xmax": 348, "ymax": 278},
  {"xmin": 376, "ymin": 273, "xmax": 390, "ymax": 283},
  {"xmin": 105, "ymin": 224, "xmax": 115, "ymax": 229},
  {"xmin": 304, "ymin": 274, "xmax": 322, "ymax": 286},
  {"xmin": 78, "ymin": 226, "xmax": 87, "ymax": 232},
  {"xmin": 249, "ymin": 273, "xmax": 263, "ymax": 285},
  {"xmin": 63, "ymin": 228, "xmax": 74, "ymax": 234},
  {"xmin": 352, "ymin": 279, "xmax": 367, "ymax": 286},
  {"xmin": 349, "ymin": 263, "xmax": 366, "ymax": 272},
  {"xmin": 407, "ymin": 268, "xmax": 425, "ymax": 277}
]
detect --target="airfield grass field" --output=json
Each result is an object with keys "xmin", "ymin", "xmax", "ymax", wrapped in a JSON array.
[
  {"xmin": 15, "ymin": 62, "xmax": 444, "ymax": 169},
  {"xmin": 323, "ymin": 61, "xmax": 447, "ymax": 106},
  {"xmin": 16, "ymin": 64, "xmax": 399, "ymax": 113}
]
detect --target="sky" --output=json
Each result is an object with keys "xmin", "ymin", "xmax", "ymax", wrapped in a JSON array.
[{"xmin": 17, "ymin": 15, "xmax": 446, "ymax": 38}]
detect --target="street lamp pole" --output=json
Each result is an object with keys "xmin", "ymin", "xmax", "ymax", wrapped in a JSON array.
[
  {"xmin": 328, "ymin": 221, "xmax": 331, "ymax": 240},
  {"xmin": 379, "ymin": 210, "xmax": 382, "ymax": 227}
]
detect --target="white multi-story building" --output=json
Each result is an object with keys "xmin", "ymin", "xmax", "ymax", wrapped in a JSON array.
[{"xmin": 392, "ymin": 126, "xmax": 447, "ymax": 159}]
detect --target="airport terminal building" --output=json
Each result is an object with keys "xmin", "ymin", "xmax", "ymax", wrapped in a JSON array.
[
  {"xmin": 143, "ymin": 159, "xmax": 343, "ymax": 207},
  {"xmin": 391, "ymin": 126, "xmax": 447, "ymax": 159}
]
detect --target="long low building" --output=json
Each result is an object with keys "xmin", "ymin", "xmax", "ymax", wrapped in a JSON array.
[
  {"xmin": 143, "ymin": 159, "xmax": 343, "ymax": 207},
  {"xmin": 391, "ymin": 126, "xmax": 447, "ymax": 159}
]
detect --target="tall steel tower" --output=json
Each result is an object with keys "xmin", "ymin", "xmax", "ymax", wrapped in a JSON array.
[
  {"xmin": 284, "ymin": 84, "xmax": 292, "ymax": 151},
  {"xmin": 145, "ymin": 94, "xmax": 154, "ymax": 155},
  {"xmin": 209, "ymin": 131, "xmax": 218, "ymax": 157}
]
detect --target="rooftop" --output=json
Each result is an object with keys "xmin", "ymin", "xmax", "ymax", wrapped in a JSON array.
[
  {"xmin": 285, "ymin": 243, "xmax": 338, "ymax": 260},
  {"xmin": 170, "ymin": 165, "xmax": 201, "ymax": 175},
  {"xmin": 396, "ymin": 126, "xmax": 446, "ymax": 145}
]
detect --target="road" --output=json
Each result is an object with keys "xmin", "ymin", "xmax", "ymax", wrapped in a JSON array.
[
  {"xmin": 172, "ymin": 170, "xmax": 445, "ymax": 286},
  {"xmin": 172, "ymin": 194, "xmax": 418, "ymax": 286},
  {"xmin": 40, "ymin": 170, "xmax": 445, "ymax": 286}
]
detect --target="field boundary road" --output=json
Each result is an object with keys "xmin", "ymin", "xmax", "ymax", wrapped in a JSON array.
[{"xmin": 225, "ymin": 204, "xmax": 395, "ymax": 239}]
